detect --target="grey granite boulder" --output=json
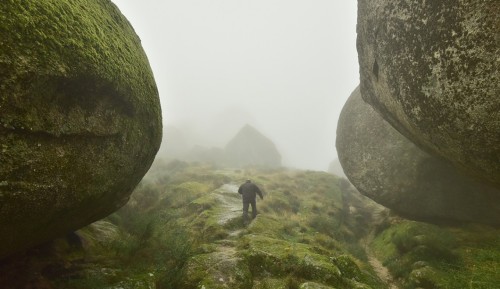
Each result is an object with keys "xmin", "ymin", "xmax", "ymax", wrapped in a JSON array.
[
  {"xmin": 357, "ymin": 0, "xmax": 500, "ymax": 188},
  {"xmin": 0, "ymin": 0, "xmax": 162, "ymax": 257},
  {"xmin": 336, "ymin": 87, "xmax": 500, "ymax": 225}
]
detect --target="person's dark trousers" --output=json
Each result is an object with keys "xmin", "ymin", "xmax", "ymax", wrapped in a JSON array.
[{"xmin": 243, "ymin": 198, "xmax": 257, "ymax": 224}]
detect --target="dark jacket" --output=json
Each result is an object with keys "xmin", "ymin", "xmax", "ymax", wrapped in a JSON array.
[{"xmin": 238, "ymin": 181, "xmax": 263, "ymax": 202}]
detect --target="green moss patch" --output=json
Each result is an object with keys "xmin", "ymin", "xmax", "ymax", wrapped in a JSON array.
[
  {"xmin": 179, "ymin": 248, "xmax": 252, "ymax": 289},
  {"xmin": 0, "ymin": 0, "xmax": 162, "ymax": 257},
  {"xmin": 371, "ymin": 220, "xmax": 500, "ymax": 288},
  {"xmin": 241, "ymin": 234, "xmax": 343, "ymax": 285}
]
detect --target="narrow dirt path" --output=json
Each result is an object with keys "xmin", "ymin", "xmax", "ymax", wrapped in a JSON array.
[
  {"xmin": 182, "ymin": 183, "xmax": 251, "ymax": 287},
  {"xmin": 210, "ymin": 183, "xmax": 401, "ymax": 288},
  {"xmin": 366, "ymin": 249, "xmax": 400, "ymax": 289},
  {"xmin": 212, "ymin": 184, "xmax": 243, "ymax": 227},
  {"xmin": 359, "ymin": 209, "xmax": 401, "ymax": 289},
  {"xmin": 218, "ymin": 182, "xmax": 401, "ymax": 289},
  {"xmin": 211, "ymin": 183, "xmax": 246, "ymax": 251}
]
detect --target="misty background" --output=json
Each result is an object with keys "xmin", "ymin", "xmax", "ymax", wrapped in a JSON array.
[{"xmin": 112, "ymin": 0, "xmax": 358, "ymax": 171}]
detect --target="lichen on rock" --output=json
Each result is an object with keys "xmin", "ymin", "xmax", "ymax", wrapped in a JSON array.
[
  {"xmin": 0, "ymin": 0, "xmax": 162, "ymax": 258},
  {"xmin": 357, "ymin": 0, "xmax": 500, "ymax": 188}
]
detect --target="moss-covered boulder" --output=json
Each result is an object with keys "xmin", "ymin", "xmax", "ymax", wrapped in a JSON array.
[
  {"xmin": 242, "ymin": 234, "xmax": 343, "ymax": 285},
  {"xmin": 179, "ymin": 247, "xmax": 253, "ymax": 289},
  {"xmin": 336, "ymin": 86, "xmax": 500, "ymax": 224},
  {"xmin": 241, "ymin": 234, "xmax": 377, "ymax": 288},
  {"xmin": 0, "ymin": 0, "xmax": 162, "ymax": 258},
  {"xmin": 357, "ymin": 0, "xmax": 500, "ymax": 188}
]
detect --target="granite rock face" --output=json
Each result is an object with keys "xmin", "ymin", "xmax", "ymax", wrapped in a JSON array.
[
  {"xmin": 336, "ymin": 87, "xmax": 500, "ymax": 225},
  {"xmin": 357, "ymin": 0, "xmax": 500, "ymax": 188},
  {"xmin": 0, "ymin": 0, "xmax": 162, "ymax": 257}
]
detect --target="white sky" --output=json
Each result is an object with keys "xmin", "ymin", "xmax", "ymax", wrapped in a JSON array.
[{"xmin": 112, "ymin": 0, "xmax": 359, "ymax": 171}]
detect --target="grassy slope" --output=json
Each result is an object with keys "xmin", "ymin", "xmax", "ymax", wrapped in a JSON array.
[
  {"xmin": 1, "ymin": 160, "xmax": 498, "ymax": 289},
  {"xmin": 55, "ymin": 160, "xmax": 386, "ymax": 289},
  {"xmin": 371, "ymin": 219, "xmax": 500, "ymax": 289}
]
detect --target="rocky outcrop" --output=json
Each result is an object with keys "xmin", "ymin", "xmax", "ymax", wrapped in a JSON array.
[
  {"xmin": 0, "ymin": 0, "xmax": 162, "ymax": 258},
  {"xmin": 336, "ymin": 87, "xmax": 500, "ymax": 224},
  {"xmin": 357, "ymin": 0, "xmax": 500, "ymax": 188},
  {"xmin": 340, "ymin": 1, "xmax": 500, "ymax": 224},
  {"xmin": 224, "ymin": 124, "xmax": 281, "ymax": 168}
]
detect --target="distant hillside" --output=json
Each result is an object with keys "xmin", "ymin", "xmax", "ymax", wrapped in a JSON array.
[
  {"xmin": 225, "ymin": 124, "xmax": 282, "ymax": 168},
  {"xmin": 158, "ymin": 124, "xmax": 282, "ymax": 169}
]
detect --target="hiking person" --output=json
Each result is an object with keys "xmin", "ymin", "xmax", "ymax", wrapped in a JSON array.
[{"xmin": 238, "ymin": 179, "xmax": 263, "ymax": 224}]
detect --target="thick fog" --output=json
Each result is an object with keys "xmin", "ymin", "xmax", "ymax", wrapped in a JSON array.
[{"xmin": 112, "ymin": 0, "xmax": 358, "ymax": 171}]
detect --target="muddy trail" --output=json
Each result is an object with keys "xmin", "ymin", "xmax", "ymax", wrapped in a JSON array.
[
  {"xmin": 190, "ymin": 182, "xmax": 400, "ymax": 289},
  {"xmin": 361, "ymin": 232, "xmax": 400, "ymax": 289},
  {"xmin": 367, "ymin": 253, "xmax": 399, "ymax": 289}
]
